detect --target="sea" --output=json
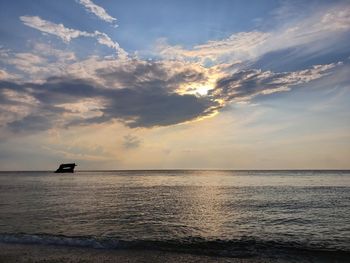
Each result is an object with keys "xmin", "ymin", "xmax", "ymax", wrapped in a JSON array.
[{"xmin": 0, "ymin": 170, "xmax": 349, "ymax": 261}]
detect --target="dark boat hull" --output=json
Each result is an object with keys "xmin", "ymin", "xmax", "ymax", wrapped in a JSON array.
[
  {"xmin": 55, "ymin": 163, "xmax": 77, "ymax": 173},
  {"xmin": 54, "ymin": 170, "xmax": 74, "ymax": 173}
]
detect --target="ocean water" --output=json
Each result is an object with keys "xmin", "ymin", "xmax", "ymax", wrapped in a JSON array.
[{"xmin": 0, "ymin": 170, "xmax": 349, "ymax": 259}]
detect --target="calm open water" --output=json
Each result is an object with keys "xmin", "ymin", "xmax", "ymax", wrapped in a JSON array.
[{"xmin": 0, "ymin": 170, "xmax": 349, "ymax": 258}]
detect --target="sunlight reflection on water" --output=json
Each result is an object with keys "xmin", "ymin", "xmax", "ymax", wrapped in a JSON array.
[{"xmin": 0, "ymin": 170, "xmax": 349, "ymax": 250}]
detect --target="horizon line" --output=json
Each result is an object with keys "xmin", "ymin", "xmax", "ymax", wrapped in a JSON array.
[{"xmin": 1, "ymin": 169, "xmax": 350, "ymax": 172}]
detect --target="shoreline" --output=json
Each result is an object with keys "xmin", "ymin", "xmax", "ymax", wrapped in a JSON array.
[
  {"xmin": 0, "ymin": 243, "xmax": 261, "ymax": 263},
  {"xmin": 1, "ymin": 242, "xmax": 349, "ymax": 263}
]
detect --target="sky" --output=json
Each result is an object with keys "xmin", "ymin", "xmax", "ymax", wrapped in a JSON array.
[{"xmin": 0, "ymin": 0, "xmax": 349, "ymax": 170}]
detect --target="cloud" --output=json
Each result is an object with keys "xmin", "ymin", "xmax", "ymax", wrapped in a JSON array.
[
  {"xmin": 2, "ymin": 52, "xmax": 48, "ymax": 77},
  {"xmin": 156, "ymin": 4, "xmax": 350, "ymax": 66},
  {"xmin": 77, "ymin": 0, "xmax": 118, "ymax": 26},
  {"xmin": 0, "ymin": 44, "xmax": 78, "ymax": 82},
  {"xmin": 210, "ymin": 62, "xmax": 342, "ymax": 103},
  {"xmin": 94, "ymin": 59, "xmax": 208, "ymax": 90},
  {"xmin": 19, "ymin": 16, "xmax": 127, "ymax": 58},
  {"xmin": 0, "ymin": 60, "xmax": 343, "ymax": 135},
  {"xmin": 0, "ymin": 69, "xmax": 18, "ymax": 81},
  {"xmin": 32, "ymin": 43, "xmax": 76, "ymax": 62},
  {"xmin": 8, "ymin": 115, "xmax": 53, "ymax": 133},
  {"xmin": 123, "ymin": 135, "xmax": 141, "ymax": 149},
  {"xmin": 20, "ymin": 16, "xmax": 89, "ymax": 42},
  {"xmin": 94, "ymin": 31, "xmax": 127, "ymax": 59},
  {"xmin": 0, "ymin": 60, "xmax": 219, "ymax": 133},
  {"xmin": 100, "ymin": 86, "xmax": 217, "ymax": 128},
  {"xmin": 157, "ymin": 31, "xmax": 270, "ymax": 63}
]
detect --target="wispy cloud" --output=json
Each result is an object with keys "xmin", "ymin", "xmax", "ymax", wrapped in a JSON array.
[
  {"xmin": 77, "ymin": 0, "xmax": 117, "ymax": 26},
  {"xmin": 210, "ymin": 62, "xmax": 343, "ymax": 103},
  {"xmin": 157, "ymin": 4, "xmax": 350, "ymax": 65},
  {"xmin": 0, "ymin": 69, "xmax": 18, "ymax": 81},
  {"xmin": 0, "ymin": 44, "xmax": 76, "ymax": 81},
  {"xmin": 123, "ymin": 135, "xmax": 141, "ymax": 149},
  {"xmin": 20, "ymin": 16, "xmax": 90, "ymax": 42},
  {"xmin": 156, "ymin": 31, "xmax": 269, "ymax": 63},
  {"xmin": 19, "ymin": 16, "xmax": 127, "ymax": 58}
]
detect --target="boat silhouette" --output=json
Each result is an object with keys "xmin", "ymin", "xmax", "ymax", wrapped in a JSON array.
[{"xmin": 55, "ymin": 163, "xmax": 77, "ymax": 173}]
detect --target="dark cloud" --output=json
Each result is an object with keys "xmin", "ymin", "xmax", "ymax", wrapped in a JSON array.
[
  {"xmin": 66, "ymin": 84, "xmax": 217, "ymax": 128},
  {"xmin": 8, "ymin": 115, "xmax": 53, "ymax": 133},
  {"xmin": 95, "ymin": 60, "xmax": 206, "ymax": 91},
  {"xmin": 0, "ymin": 61, "xmax": 217, "ymax": 133},
  {"xmin": 210, "ymin": 69, "xmax": 285, "ymax": 101},
  {"xmin": 0, "ymin": 59, "xmax": 340, "ymax": 134},
  {"xmin": 209, "ymin": 63, "xmax": 338, "ymax": 102},
  {"xmin": 103, "ymin": 87, "xmax": 216, "ymax": 127}
]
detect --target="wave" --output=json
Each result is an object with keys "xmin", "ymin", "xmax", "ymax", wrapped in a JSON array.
[{"xmin": 0, "ymin": 233, "xmax": 349, "ymax": 258}]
